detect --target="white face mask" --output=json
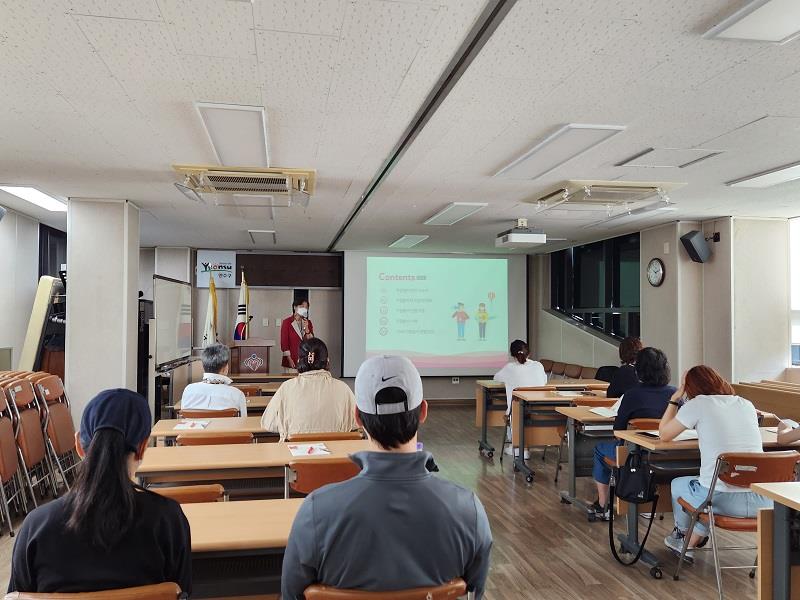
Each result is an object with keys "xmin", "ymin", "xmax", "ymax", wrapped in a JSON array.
[{"xmin": 296, "ymin": 306, "xmax": 309, "ymax": 318}]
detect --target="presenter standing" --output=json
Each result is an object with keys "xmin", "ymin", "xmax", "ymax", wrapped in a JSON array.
[{"xmin": 281, "ymin": 299, "xmax": 314, "ymax": 371}]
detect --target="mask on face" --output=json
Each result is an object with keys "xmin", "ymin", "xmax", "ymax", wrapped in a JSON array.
[{"xmin": 297, "ymin": 307, "xmax": 309, "ymax": 318}]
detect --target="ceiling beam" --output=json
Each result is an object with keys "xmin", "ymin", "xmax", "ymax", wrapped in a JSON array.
[{"xmin": 326, "ymin": 0, "xmax": 519, "ymax": 252}]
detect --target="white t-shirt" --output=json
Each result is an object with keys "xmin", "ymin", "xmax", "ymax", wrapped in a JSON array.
[
  {"xmin": 180, "ymin": 373, "xmax": 248, "ymax": 417},
  {"xmin": 675, "ymin": 394, "xmax": 763, "ymax": 492},
  {"xmin": 493, "ymin": 359, "xmax": 548, "ymax": 410}
]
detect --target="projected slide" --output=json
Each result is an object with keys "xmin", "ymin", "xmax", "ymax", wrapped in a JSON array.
[{"xmin": 365, "ymin": 257, "xmax": 508, "ymax": 369}]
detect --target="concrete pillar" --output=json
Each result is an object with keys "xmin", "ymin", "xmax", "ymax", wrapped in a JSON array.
[{"xmin": 65, "ymin": 199, "xmax": 139, "ymax": 420}]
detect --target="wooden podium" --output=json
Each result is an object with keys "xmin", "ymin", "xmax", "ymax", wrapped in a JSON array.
[{"xmin": 229, "ymin": 339, "xmax": 275, "ymax": 375}]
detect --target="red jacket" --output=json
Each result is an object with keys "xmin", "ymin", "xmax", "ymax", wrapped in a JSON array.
[{"xmin": 280, "ymin": 316, "xmax": 314, "ymax": 368}]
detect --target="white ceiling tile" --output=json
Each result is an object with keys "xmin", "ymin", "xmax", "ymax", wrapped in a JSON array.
[
  {"xmin": 159, "ymin": 0, "xmax": 256, "ymax": 58},
  {"xmin": 64, "ymin": 0, "xmax": 163, "ymax": 20},
  {"xmin": 254, "ymin": 0, "xmax": 347, "ymax": 36}
]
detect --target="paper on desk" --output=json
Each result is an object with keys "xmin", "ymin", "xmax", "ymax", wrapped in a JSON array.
[
  {"xmin": 642, "ymin": 429, "xmax": 698, "ymax": 441},
  {"xmin": 288, "ymin": 443, "xmax": 331, "ymax": 457},
  {"xmin": 590, "ymin": 407, "xmax": 617, "ymax": 418},
  {"xmin": 556, "ymin": 390, "xmax": 581, "ymax": 397},
  {"xmin": 173, "ymin": 420, "xmax": 209, "ymax": 430}
]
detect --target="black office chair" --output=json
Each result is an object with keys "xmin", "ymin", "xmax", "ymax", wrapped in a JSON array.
[{"xmin": 594, "ymin": 365, "xmax": 619, "ymax": 383}]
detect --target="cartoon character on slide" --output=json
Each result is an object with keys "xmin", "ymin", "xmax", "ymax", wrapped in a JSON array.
[
  {"xmin": 475, "ymin": 302, "xmax": 489, "ymax": 340},
  {"xmin": 452, "ymin": 302, "xmax": 469, "ymax": 340}
]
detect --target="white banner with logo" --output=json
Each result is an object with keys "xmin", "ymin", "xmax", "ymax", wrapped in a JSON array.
[{"xmin": 196, "ymin": 250, "xmax": 236, "ymax": 288}]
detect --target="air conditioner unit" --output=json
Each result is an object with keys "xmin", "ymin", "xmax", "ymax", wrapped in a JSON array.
[
  {"xmin": 525, "ymin": 180, "xmax": 683, "ymax": 213},
  {"xmin": 172, "ymin": 164, "xmax": 315, "ymax": 203}
]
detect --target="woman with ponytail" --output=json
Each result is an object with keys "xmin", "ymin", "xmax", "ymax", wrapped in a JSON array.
[
  {"xmin": 493, "ymin": 340, "xmax": 547, "ymax": 458},
  {"xmin": 262, "ymin": 337, "xmax": 358, "ymax": 440},
  {"xmin": 8, "ymin": 389, "xmax": 191, "ymax": 594}
]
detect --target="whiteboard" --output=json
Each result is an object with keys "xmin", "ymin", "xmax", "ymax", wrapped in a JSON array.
[{"xmin": 154, "ymin": 276, "xmax": 193, "ymax": 367}]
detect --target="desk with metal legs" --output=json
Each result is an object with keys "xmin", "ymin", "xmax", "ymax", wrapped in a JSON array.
[
  {"xmin": 555, "ymin": 406, "xmax": 614, "ymax": 511},
  {"xmin": 751, "ymin": 482, "xmax": 800, "ymax": 600}
]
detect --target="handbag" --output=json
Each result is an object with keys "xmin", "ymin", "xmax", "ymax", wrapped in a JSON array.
[{"xmin": 608, "ymin": 450, "xmax": 659, "ymax": 566}]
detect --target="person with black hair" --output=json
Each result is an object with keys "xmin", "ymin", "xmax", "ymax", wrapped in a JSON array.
[
  {"xmin": 8, "ymin": 389, "xmax": 191, "ymax": 594},
  {"xmin": 280, "ymin": 298, "xmax": 314, "ymax": 371},
  {"xmin": 493, "ymin": 339, "xmax": 547, "ymax": 458},
  {"xmin": 281, "ymin": 355, "xmax": 492, "ymax": 598},
  {"xmin": 588, "ymin": 347, "xmax": 676, "ymax": 520},
  {"xmin": 606, "ymin": 336, "xmax": 643, "ymax": 399},
  {"xmin": 261, "ymin": 337, "xmax": 357, "ymax": 440}
]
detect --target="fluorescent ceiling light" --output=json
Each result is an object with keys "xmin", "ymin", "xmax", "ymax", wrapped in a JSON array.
[
  {"xmin": 196, "ymin": 102, "xmax": 269, "ymax": 167},
  {"xmin": 704, "ymin": 0, "xmax": 800, "ymax": 44},
  {"xmin": 493, "ymin": 124, "xmax": 626, "ymax": 180},
  {"xmin": 424, "ymin": 202, "xmax": 487, "ymax": 226},
  {"xmin": 389, "ymin": 234, "xmax": 429, "ymax": 249},
  {"xmin": 727, "ymin": 161, "xmax": 800, "ymax": 188},
  {"xmin": 0, "ymin": 186, "xmax": 67, "ymax": 212},
  {"xmin": 615, "ymin": 147, "xmax": 722, "ymax": 168},
  {"xmin": 583, "ymin": 200, "xmax": 677, "ymax": 229},
  {"xmin": 248, "ymin": 229, "xmax": 277, "ymax": 244}
]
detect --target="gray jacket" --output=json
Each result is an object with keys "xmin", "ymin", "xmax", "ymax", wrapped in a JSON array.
[{"xmin": 281, "ymin": 450, "xmax": 492, "ymax": 598}]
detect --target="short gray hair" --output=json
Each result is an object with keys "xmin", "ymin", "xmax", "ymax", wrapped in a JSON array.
[{"xmin": 202, "ymin": 343, "xmax": 230, "ymax": 373}]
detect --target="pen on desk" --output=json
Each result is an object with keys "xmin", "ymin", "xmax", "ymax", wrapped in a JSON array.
[{"xmin": 307, "ymin": 446, "xmax": 314, "ymax": 455}]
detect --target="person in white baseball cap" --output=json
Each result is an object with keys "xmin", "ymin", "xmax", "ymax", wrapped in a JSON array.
[{"xmin": 281, "ymin": 355, "xmax": 493, "ymax": 598}]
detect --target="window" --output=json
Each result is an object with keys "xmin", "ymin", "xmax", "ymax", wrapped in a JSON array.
[{"xmin": 550, "ymin": 233, "xmax": 640, "ymax": 340}]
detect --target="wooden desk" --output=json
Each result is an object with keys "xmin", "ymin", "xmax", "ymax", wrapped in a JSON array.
[
  {"xmin": 150, "ymin": 416, "xmax": 276, "ymax": 444},
  {"xmin": 172, "ymin": 395, "xmax": 274, "ymax": 417},
  {"xmin": 751, "ymin": 482, "xmax": 800, "ymax": 600},
  {"xmin": 474, "ymin": 378, "xmax": 608, "ymax": 460},
  {"xmin": 555, "ymin": 406, "xmax": 614, "ymax": 509},
  {"xmin": 611, "ymin": 427, "xmax": 790, "ymax": 579},
  {"xmin": 136, "ymin": 440, "xmax": 370, "ymax": 486},
  {"xmin": 186, "ymin": 498, "xmax": 301, "ymax": 597},
  {"xmin": 232, "ymin": 373, "xmax": 295, "ymax": 384},
  {"xmin": 235, "ymin": 382, "xmax": 282, "ymax": 394}
]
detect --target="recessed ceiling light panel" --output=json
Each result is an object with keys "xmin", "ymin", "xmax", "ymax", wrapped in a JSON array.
[
  {"xmin": 423, "ymin": 202, "xmax": 488, "ymax": 226},
  {"xmin": 389, "ymin": 234, "xmax": 429, "ymax": 249},
  {"xmin": 726, "ymin": 160, "xmax": 800, "ymax": 188},
  {"xmin": 196, "ymin": 102, "xmax": 269, "ymax": 167},
  {"xmin": 704, "ymin": 0, "xmax": 800, "ymax": 44},
  {"xmin": 494, "ymin": 124, "xmax": 626, "ymax": 180},
  {"xmin": 616, "ymin": 147, "xmax": 722, "ymax": 168},
  {"xmin": 0, "ymin": 186, "xmax": 67, "ymax": 212}
]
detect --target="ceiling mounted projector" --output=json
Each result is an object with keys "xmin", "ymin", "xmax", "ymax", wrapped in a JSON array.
[{"xmin": 495, "ymin": 218, "xmax": 548, "ymax": 248}]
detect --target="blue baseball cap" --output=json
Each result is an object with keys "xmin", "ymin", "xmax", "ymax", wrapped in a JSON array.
[{"xmin": 80, "ymin": 388, "xmax": 152, "ymax": 453}]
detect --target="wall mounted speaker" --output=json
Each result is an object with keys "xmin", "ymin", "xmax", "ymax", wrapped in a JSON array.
[{"xmin": 680, "ymin": 230, "xmax": 711, "ymax": 263}]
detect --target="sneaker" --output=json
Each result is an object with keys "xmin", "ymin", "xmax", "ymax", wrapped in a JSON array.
[
  {"xmin": 588, "ymin": 500, "xmax": 611, "ymax": 521},
  {"xmin": 664, "ymin": 527, "xmax": 694, "ymax": 563}
]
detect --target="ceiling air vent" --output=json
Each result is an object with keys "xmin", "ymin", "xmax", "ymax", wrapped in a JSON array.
[
  {"xmin": 205, "ymin": 172, "xmax": 290, "ymax": 194},
  {"xmin": 525, "ymin": 180, "xmax": 683, "ymax": 213}
]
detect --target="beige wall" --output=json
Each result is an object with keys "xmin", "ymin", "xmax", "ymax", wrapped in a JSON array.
[
  {"xmin": 65, "ymin": 200, "xmax": 140, "ymax": 419},
  {"xmin": 155, "ymin": 247, "xmax": 192, "ymax": 283},
  {"xmin": 731, "ymin": 218, "xmax": 790, "ymax": 382},
  {"xmin": 702, "ymin": 218, "xmax": 734, "ymax": 380},
  {"xmin": 0, "ymin": 209, "xmax": 39, "ymax": 368}
]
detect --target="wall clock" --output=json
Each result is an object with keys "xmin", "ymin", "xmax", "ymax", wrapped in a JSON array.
[{"xmin": 647, "ymin": 258, "xmax": 665, "ymax": 287}]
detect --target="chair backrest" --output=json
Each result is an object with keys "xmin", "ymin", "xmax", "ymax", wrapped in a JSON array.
[
  {"xmin": 152, "ymin": 484, "xmax": 225, "ymax": 504},
  {"xmin": 594, "ymin": 365, "xmax": 619, "ymax": 383},
  {"xmin": 178, "ymin": 408, "xmax": 239, "ymax": 419},
  {"xmin": 32, "ymin": 375, "xmax": 67, "ymax": 405},
  {"xmin": 303, "ymin": 579, "xmax": 466, "ymax": 600},
  {"xmin": 175, "ymin": 432, "xmax": 254, "ymax": 446},
  {"xmin": 4, "ymin": 582, "xmax": 184, "ymax": 599},
  {"xmin": 288, "ymin": 457, "xmax": 362, "ymax": 495},
  {"xmin": 550, "ymin": 362, "xmax": 566, "ymax": 376},
  {"xmin": 286, "ymin": 431, "xmax": 364, "ymax": 443},
  {"xmin": 563, "ymin": 364, "xmax": 582, "ymax": 379},
  {"xmin": 717, "ymin": 451, "xmax": 800, "ymax": 489},
  {"xmin": 539, "ymin": 359, "xmax": 554, "ymax": 373},
  {"xmin": 628, "ymin": 418, "xmax": 661, "ymax": 431},
  {"xmin": 236, "ymin": 385, "xmax": 261, "ymax": 397},
  {"xmin": 579, "ymin": 366, "xmax": 598, "ymax": 380},
  {"xmin": 0, "ymin": 417, "xmax": 19, "ymax": 484},
  {"xmin": 46, "ymin": 403, "xmax": 77, "ymax": 456},
  {"xmin": 4, "ymin": 380, "xmax": 47, "ymax": 468}
]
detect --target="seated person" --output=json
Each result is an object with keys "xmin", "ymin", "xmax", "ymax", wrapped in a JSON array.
[
  {"xmin": 606, "ymin": 336, "xmax": 643, "ymax": 398},
  {"xmin": 281, "ymin": 356, "xmax": 492, "ymax": 599},
  {"xmin": 660, "ymin": 365, "xmax": 772, "ymax": 562},
  {"xmin": 8, "ymin": 389, "xmax": 191, "ymax": 594},
  {"xmin": 180, "ymin": 343, "xmax": 247, "ymax": 417},
  {"xmin": 589, "ymin": 347, "xmax": 675, "ymax": 520},
  {"xmin": 261, "ymin": 337, "xmax": 357, "ymax": 440},
  {"xmin": 493, "ymin": 339, "xmax": 547, "ymax": 458}
]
